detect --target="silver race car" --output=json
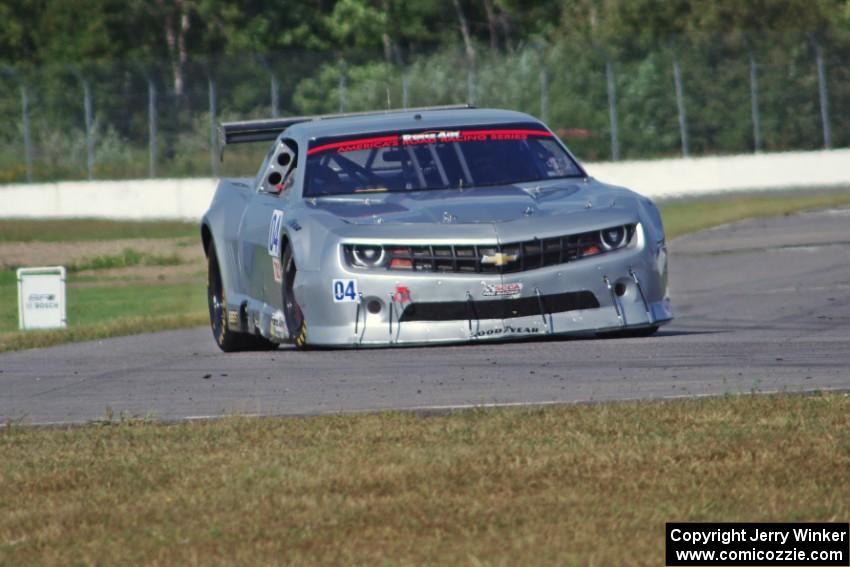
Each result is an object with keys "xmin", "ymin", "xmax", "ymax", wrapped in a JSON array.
[{"xmin": 201, "ymin": 105, "xmax": 672, "ymax": 351}]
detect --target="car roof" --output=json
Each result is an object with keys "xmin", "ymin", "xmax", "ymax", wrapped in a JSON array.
[{"xmin": 283, "ymin": 108, "xmax": 542, "ymax": 140}]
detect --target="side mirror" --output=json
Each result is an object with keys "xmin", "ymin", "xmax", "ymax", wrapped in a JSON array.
[{"xmin": 262, "ymin": 142, "xmax": 296, "ymax": 194}]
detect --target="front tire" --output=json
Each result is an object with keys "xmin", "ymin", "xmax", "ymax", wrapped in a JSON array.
[
  {"xmin": 207, "ymin": 243, "xmax": 277, "ymax": 352},
  {"xmin": 282, "ymin": 245, "xmax": 307, "ymax": 349}
]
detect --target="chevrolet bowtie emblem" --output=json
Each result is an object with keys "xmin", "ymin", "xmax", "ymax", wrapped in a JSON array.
[{"xmin": 481, "ymin": 252, "xmax": 518, "ymax": 266}]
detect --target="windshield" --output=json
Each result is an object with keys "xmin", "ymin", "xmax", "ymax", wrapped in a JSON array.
[{"xmin": 303, "ymin": 122, "xmax": 583, "ymax": 197}]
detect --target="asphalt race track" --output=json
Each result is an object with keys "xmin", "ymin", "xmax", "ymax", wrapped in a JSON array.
[{"xmin": 2, "ymin": 207, "xmax": 849, "ymax": 425}]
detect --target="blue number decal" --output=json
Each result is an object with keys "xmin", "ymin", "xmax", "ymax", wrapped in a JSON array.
[
  {"xmin": 267, "ymin": 210, "xmax": 285, "ymax": 256},
  {"xmin": 332, "ymin": 279, "xmax": 358, "ymax": 303},
  {"xmin": 333, "ymin": 280, "xmax": 345, "ymax": 301}
]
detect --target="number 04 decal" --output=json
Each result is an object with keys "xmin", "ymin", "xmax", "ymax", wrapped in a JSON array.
[
  {"xmin": 332, "ymin": 279, "xmax": 358, "ymax": 303},
  {"xmin": 267, "ymin": 210, "xmax": 285, "ymax": 257}
]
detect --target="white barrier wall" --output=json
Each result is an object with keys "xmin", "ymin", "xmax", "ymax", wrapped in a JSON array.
[
  {"xmin": 1, "ymin": 149, "xmax": 849, "ymax": 220},
  {"xmin": 587, "ymin": 148, "xmax": 850, "ymax": 199},
  {"xmin": 0, "ymin": 178, "xmax": 218, "ymax": 221}
]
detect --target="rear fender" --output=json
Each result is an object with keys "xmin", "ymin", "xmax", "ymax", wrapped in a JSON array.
[{"xmin": 201, "ymin": 179, "xmax": 253, "ymax": 303}]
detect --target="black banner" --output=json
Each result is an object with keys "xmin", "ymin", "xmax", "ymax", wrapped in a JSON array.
[{"xmin": 666, "ymin": 523, "xmax": 849, "ymax": 566}]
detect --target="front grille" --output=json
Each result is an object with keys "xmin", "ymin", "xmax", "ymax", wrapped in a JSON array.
[
  {"xmin": 344, "ymin": 224, "xmax": 636, "ymax": 274},
  {"xmin": 398, "ymin": 291, "xmax": 600, "ymax": 322}
]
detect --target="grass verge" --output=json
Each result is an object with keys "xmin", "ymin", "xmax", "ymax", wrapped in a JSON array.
[
  {"xmin": 0, "ymin": 313, "xmax": 208, "ymax": 352},
  {"xmin": 0, "ymin": 219, "xmax": 198, "ymax": 242},
  {"xmin": 1, "ymin": 393, "xmax": 848, "ymax": 565},
  {"xmin": 0, "ymin": 271, "xmax": 207, "ymax": 351},
  {"xmin": 660, "ymin": 187, "xmax": 850, "ymax": 239}
]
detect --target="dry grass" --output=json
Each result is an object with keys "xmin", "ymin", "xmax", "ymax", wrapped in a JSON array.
[
  {"xmin": 0, "ymin": 237, "xmax": 203, "ymax": 270},
  {"xmin": 1, "ymin": 393, "xmax": 849, "ymax": 566}
]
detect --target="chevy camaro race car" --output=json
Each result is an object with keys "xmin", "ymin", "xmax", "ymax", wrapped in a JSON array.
[{"xmin": 201, "ymin": 105, "xmax": 672, "ymax": 351}]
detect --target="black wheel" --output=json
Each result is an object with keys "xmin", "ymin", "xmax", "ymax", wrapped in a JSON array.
[
  {"xmin": 282, "ymin": 245, "xmax": 307, "ymax": 349},
  {"xmin": 597, "ymin": 325, "xmax": 659, "ymax": 339},
  {"xmin": 207, "ymin": 243, "xmax": 277, "ymax": 352}
]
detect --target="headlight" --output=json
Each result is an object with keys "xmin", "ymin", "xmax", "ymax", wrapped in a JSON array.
[
  {"xmin": 600, "ymin": 226, "xmax": 628, "ymax": 250},
  {"xmin": 350, "ymin": 244, "xmax": 387, "ymax": 268}
]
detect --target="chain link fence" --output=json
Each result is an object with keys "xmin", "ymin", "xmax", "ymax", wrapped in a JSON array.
[{"xmin": 0, "ymin": 31, "xmax": 847, "ymax": 183}]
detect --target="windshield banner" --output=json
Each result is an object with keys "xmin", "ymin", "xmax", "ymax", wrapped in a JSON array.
[{"xmin": 307, "ymin": 128, "xmax": 553, "ymax": 156}]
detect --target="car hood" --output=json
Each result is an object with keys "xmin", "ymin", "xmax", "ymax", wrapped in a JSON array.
[{"xmin": 308, "ymin": 181, "xmax": 627, "ymax": 225}]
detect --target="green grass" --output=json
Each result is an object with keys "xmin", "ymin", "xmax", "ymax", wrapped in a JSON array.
[
  {"xmin": 1, "ymin": 393, "xmax": 848, "ymax": 566},
  {"xmin": 67, "ymin": 248, "xmax": 182, "ymax": 272},
  {"xmin": 0, "ymin": 219, "xmax": 198, "ymax": 242},
  {"xmin": 0, "ymin": 271, "xmax": 206, "ymax": 349},
  {"xmin": 659, "ymin": 187, "xmax": 850, "ymax": 239}
]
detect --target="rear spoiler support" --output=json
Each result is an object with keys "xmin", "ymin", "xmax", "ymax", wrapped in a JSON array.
[{"xmin": 217, "ymin": 104, "xmax": 474, "ymax": 158}]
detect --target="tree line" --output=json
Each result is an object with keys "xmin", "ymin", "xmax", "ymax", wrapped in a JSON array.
[{"xmin": 0, "ymin": 1, "xmax": 848, "ymax": 181}]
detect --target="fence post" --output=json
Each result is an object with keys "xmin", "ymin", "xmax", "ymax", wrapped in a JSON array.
[
  {"xmin": 3, "ymin": 67, "xmax": 34, "ymax": 182},
  {"xmin": 20, "ymin": 84, "xmax": 33, "ymax": 182},
  {"xmin": 605, "ymin": 59, "xmax": 620, "ymax": 161},
  {"xmin": 270, "ymin": 72, "xmax": 279, "ymax": 118},
  {"xmin": 815, "ymin": 42, "xmax": 831, "ymax": 149},
  {"xmin": 672, "ymin": 55, "xmax": 689, "ymax": 158},
  {"xmin": 208, "ymin": 76, "xmax": 218, "ymax": 177},
  {"xmin": 82, "ymin": 78, "xmax": 94, "ymax": 180},
  {"xmin": 148, "ymin": 77, "xmax": 157, "ymax": 178},
  {"xmin": 748, "ymin": 53, "xmax": 762, "ymax": 153},
  {"xmin": 539, "ymin": 68, "xmax": 549, "ymax": 123},
  {"xmin": 338, "ymin": 72, "xmax": 347, "ymax": 113},
  {"xmin": 402, "ymin": 75, "xmax": 409, "ymax": 109},
  {"xmin": 467, "ymin": 67, "xmax": 476, "ymax": 106}
]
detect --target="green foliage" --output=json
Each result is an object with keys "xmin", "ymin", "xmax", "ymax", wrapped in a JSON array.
[
  {"xmin": 0, "ymin": 1, "xmax": 848, "ymax": 181},
  {"xmin": 2, "ymin": 1, "xmax": 848, "ymax": 68},
  {"xmin": 328, "ymin": 0, "xmax": 388, "ymax": 50}
]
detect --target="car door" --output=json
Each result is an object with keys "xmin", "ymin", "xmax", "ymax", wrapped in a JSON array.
[{"xmin": 237, "ymin": 139, "xmax": 298, "ymax": 310}]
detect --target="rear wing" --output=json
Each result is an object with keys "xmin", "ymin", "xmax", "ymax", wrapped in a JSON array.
[{"xmin": 217, "ymin": 104, "xmax": 474, "ymax": 157}]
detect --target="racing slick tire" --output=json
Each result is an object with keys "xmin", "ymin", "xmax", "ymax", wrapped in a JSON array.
[
  {"xmin": 282, "ymin": 245, "xmax": 308, "ymax": 349},
  {"xmin": 207, "ymin": 243, "xmax": 277, "ymax": 352}
]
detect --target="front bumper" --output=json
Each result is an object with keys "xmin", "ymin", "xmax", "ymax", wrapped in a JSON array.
[{"xmin": 295, "ymin": 227, "xmax": 672, "ymax": 347}]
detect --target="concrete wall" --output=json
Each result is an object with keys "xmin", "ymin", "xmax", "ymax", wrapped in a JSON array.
[
  {"xmin": 586, "ymin": 148, "xmax": 850, "ymax": 199},
  {"xmin": 0, "ymin": 178, "xmax": 217, "ymax": 221},
  {"xmin": 1, "ymin": 149, "xmax": 849, "ymax": 220}
]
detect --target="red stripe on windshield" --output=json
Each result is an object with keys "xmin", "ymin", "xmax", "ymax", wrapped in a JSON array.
[
  {"xmin": 307, "ymin": 135, "xmax": 399, "ymax": 156},
  {"xmin": 307, "ymin": 128, "xmax": 553, "ymax": 156},
  {"xmin": 461, "ymin": 129, "xmax": 553, "ymax": 138}
]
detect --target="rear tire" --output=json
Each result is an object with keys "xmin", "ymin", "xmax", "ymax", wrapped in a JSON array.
[
  {"xmin": 207, "ymin": 243, "xmax": 277, "ymax": 352},
  {"xmin": 282, "ymin": 245, "xmax": 308, "ymax": 349}
]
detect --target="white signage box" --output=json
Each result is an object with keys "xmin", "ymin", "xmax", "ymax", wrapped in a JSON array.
[{"xmin": 17, "ymin": 266, "xmax": 67, "ymax": 330}]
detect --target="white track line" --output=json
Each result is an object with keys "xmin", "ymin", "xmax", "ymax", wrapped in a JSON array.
[{"xmin": 7, "ymin": 386, "xmax": 849, "ymax": 428}]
